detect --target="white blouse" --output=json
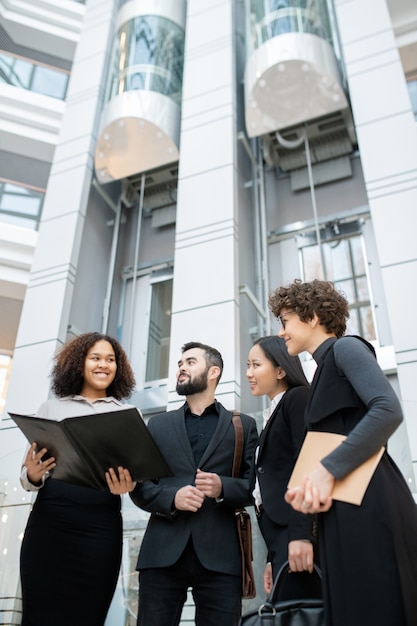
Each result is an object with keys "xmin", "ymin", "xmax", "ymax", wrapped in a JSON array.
[{"xmin": 252, "ymin": 390, "xmax": 286, "ymax": 507}]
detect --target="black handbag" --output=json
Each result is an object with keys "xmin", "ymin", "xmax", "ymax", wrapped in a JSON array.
[{"xmin": 238, "ymin": 561, "xmax": 324, "ymax": 626}]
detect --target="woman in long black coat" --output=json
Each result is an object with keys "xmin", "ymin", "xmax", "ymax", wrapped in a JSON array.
[{"xmin": 269, "ymin": 279, "xmax": 417, "ymax": 626}]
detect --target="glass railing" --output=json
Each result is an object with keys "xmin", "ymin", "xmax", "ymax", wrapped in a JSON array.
[
  {"xmin": 0, "ymin": 180, "xmax": 45, "ymax": 231},
  {"xmin": 108, "ymin": 15, "xmax": 184, "ymax": 105},
  {"xmin": 110, "ymin": 63, "xmax": 182, "ymax": 104},
  {"xmin": 407, "ymin": 79, "xmax": 417, "ymax": 121},
  {"xmin": 248, "ymin": 0, "xmax": 333, "ymax": 51},
  {"xmin": 0, "ymin": 355, "xmax": 12, "ymax": 417},
  {"xmin": 0, "ymin": 51, "xmax": 69, "ymax": 100}
]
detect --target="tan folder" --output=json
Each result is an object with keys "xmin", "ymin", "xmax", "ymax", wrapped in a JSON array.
[{"xmin": 288, "ymin": 431, "xmax": 384, "ymax": 506}]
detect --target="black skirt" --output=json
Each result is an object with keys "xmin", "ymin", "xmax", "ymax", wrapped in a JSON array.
[
  {"xmin": 20, "ymin": 478, "xmax": 122, "ymax": 626},
  {"xmin": 318, "ymin": 452, "xmax": 417, "ymax": 626}
]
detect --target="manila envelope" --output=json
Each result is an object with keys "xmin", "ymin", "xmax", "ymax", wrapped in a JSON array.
[{"xmin": 288, "ymin": 431, "xmax": 384, "ymax": 506}]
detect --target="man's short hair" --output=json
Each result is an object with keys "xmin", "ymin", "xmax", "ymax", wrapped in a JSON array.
[{"xmin": 181, "ymin": 341, "xmax": 223, "ymax": 383}]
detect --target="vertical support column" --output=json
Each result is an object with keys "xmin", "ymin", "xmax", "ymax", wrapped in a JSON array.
[
  {"xmin": 168, "ymin": 0, "xmax": 242, "ymax": 408},
  {"xmin": 334, "ymin": 0, "xmax": 417, "ymax": 484},
  {"xmin": 5, "ymin": 0, "xmax": 117, "ymax": 416},
  {"xmin": 0, "ymin": 0, "xmax": 117, "ymax": 614}
]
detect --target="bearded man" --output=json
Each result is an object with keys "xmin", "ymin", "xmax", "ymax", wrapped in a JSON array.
[{"xmin": 130, "ymin": 341, "xmax": 258, "ymax": 626}]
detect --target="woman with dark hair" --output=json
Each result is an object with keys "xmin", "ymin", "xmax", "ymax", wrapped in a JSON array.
[
  {"xmin": 20, "ymin": 332, "xmax": 136, "ymax": 626},
  {"xmin": 247, "ymin": 336, "xmax": 320, "ymax": 598},
  {"xmin": 269, "ymin": 278, "xmax": 417, "ymax": 626}
]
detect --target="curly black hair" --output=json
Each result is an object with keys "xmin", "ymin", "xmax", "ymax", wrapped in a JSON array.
[
  {"xmin": 51, "ymin": 332, "xmax": 136, "ymax": 400},
  {"xmin": 268, "ymin": 279, "xmax": 349, "ymax": 338}
]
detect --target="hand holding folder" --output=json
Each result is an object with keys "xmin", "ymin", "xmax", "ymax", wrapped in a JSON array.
[
  {"xmin": 288, "ymin": 431, "xmax": 385, "ymax": 506},
  {"xmin": 10, "ymin": 407, "xmax": 173, "ymax": 491}
]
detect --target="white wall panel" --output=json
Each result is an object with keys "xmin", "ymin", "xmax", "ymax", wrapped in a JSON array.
[
  {"xmin": 369, "ymin": 188, "xmax": 417, "ymax": 266},
  {"xmin": 179, "ymin": 116, "xmax": 234, "ymax": 178},
  {"xmin": 29, "ymin": 212, "xmax": 81, "ymax": 274},
  {"xmin": 380, "ymin": 261, "xmax": 417, "ymax": 353},
  {"xmin": 184, "ymin": 3, "xmax": 232, "ymax": 49},
  {"xmin": 181, "ymin": 85, "xmax": 232, "ymax": 123},
  {"xmin": 176, "ymin": 166, "xmax": 235, "ymax": 232},
  {"xmin": 340, "ymin": 30, "xmax": 397, "ymax": 68},
  {"xmin": 40, "ymin": 168, "xmax": 91, "ymax": 221},
  {"xmin": 173, "ymin": 234, "xmax": 236, "ymax": 311},
  {"xmin": 356, "ymin": 113, "xmax": 417, "ymax": 182},
  {"xmin": 349, "ymin": 62, "xmax": 411, "ymax": 125},
  {"xmin": 398, "ymin": 363, "xmax": 417, "ymax": 460},
  {"xmin": 336, "ymin": 0, "xmax": 392, "ymax": 43},
  {"xmin": 182, "ymin": 45, "xmax": 234, "ymax": 100}
]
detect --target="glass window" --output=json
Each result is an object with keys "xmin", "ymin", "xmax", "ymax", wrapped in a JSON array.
[
  {"xmin": 0, "ymin": 53, "xmax": 13, "ymax": 84},
  {"xmin": 109, "ymin": 15, "xmax": 185, "ymax": 104},
  {"xmin": 406, "ymin": 78, "xmax": 417, "ymax": 120},
  {"xmin": 248, "ymin": 0, "xmax": 332, "ymax": 51},
  {"xmin": 32, "ymin": 66, "xmax": 68, "ymax": 99},
  {"xmin": 0, "ymin": 52, "xmax": 68, "ymax": 99},
  {"xmin": 145, "ymin": 279, "xmax": 173, "ymax": 382},
  {"xmin": 120, "ymin": 271, "xmax": 173, "ymax": 387},
  {"xmin": 301, "ymin": 233, "xmax": 376, "ymax": 341},
  {"xmin": 11, "ymin": 58, "xmax": 33, "ymax": 89},
  {"xmin": 0, "ymin": 181, "xmax": 44, "ymax": 231}
]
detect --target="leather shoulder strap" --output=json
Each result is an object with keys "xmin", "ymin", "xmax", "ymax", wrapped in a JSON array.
[{"xmin": 232, "ymin": 411, "xmax": 244, "ymax": 478}]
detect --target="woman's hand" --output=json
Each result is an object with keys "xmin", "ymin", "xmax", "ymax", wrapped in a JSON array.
[
  {"xmin": 24, "ymin": 442, "xmax": 56, "ymax": 486},
  {"xmin": 105, "ymin": 467, "xmax": 135, "ymax": 494},
  {"xmin": 285, "ymin": 463, "xmax": 334, "ymax": 514},
  {"xmin": 288, "ymin": 540, "xmax": 314, "ymax": 573}
]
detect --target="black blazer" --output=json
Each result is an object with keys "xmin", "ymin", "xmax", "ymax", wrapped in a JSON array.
[
  {"xmin": 255, "ymin": 386, "xmax": 314, "ymax": 542},
  {"xmin": 131, "ymin": 401, "xmax": 258, "ymax": 576}
]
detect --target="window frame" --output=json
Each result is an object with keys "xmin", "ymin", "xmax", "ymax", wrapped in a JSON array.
[{"xmin": 297, "ymin": 224, "xmax": 378, "ymax": 342}]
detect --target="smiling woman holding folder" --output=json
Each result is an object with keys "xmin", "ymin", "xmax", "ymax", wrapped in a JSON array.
[
  {"xmin": 269, "ymin": 279, "xmax": 417, "ymax": 626},
  {"xmin": 19, "ymin": 332, "xmax": 136, "ymax": 626}
]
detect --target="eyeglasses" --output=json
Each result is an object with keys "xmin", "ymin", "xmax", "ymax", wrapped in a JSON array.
[{"xmin": 278, "ymin": 310, "xmax": 297, "ymax": 330}]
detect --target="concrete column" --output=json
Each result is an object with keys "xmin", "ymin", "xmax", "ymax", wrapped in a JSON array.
[
  {"xmin": 0, "ymin": 0, "xmax": 117, "ymax": 614},
  {"xmin": 168, "ymin": 0, "xmax": 243, "ymax": 409},
  {"xmin": 334, "ymin": 0, "xmax": 417, "ymax": 483}
]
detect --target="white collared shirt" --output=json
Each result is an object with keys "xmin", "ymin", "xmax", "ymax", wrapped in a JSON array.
[{"xmin": 252, "ymin": 391, "xmax": 286, "ymax": 507}]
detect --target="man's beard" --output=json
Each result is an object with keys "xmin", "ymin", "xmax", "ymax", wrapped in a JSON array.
[{"xmin": 176, "ymin": 370, "xmax": 209, "ymax": 396}]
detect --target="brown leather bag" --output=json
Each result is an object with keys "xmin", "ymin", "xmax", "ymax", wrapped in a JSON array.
[{"xmin": 232, "ymin": 411, "xmax": 256, "ymax": 599}]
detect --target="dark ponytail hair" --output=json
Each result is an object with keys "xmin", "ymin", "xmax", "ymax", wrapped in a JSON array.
[{"xmin": 253, "ymin": 336, "xmax": 309, "ymax": 388}]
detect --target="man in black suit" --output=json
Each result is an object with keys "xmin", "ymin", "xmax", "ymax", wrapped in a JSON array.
[{"xmin": 130, "ymin": 341, "xmax": 258, "ymax": 626}]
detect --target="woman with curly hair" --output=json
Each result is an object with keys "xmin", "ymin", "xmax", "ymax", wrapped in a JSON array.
[
  {"xmin": 19, "ymin": 332, "xmax": 136, "ymax": 626},
  {"xmin": 269, "ymin": 279, "xmax": 417, "ymax": 626}
]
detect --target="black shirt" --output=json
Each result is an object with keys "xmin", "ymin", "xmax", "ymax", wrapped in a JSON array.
[{"xmin": 184, "ymin": 401, "xmax": 219, "ymax": 466}]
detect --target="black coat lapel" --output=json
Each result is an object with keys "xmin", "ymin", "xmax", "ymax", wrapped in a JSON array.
[
  {"xmin": 198, "ymin": 402, "xmax": 231, "ymax": 468},
  {"xmin": 172, "ymin": 405, "xmax": 196, "ymax": 467},
  {"xmin": 257, "ymin": 396, "xmax": 284, "ymax": 458}
]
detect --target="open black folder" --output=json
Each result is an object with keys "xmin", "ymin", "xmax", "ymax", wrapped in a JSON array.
[{"xmin": 10, "ymin": 407, "xmax": 173, "ymax": 491}]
